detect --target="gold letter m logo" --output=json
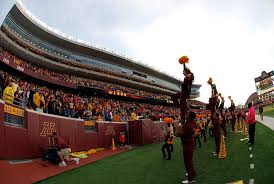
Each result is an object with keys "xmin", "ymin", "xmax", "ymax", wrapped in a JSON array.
[{"xmin": 40, "ymin": 122, "xmax": 57, "ymax": 136}]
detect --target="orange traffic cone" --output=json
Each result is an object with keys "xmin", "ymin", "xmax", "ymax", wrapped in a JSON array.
[
  {"xmin": 218, "ymin": 135, "xmax": 226, "ymax": 159},
  {"xmin": 111, "ymin": 138, "xmax": 117, "ymax": 151}
]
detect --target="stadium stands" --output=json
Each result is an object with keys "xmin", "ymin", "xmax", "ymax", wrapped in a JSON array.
[{"xmin": 0, "ymin": 3, "xmax": 208, "ymax": 126}]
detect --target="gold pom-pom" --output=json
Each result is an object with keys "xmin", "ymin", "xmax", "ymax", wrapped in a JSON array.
[
  {"xmin": 179, "ymin": 56, "xmax": 189, "ymax": 64},
  {"xmin": 164, "ymin": 117, "xmax": 173, "ymax": 124}
]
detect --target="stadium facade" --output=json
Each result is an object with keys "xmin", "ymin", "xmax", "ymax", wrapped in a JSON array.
[{"xmin": 0, "ymin": 1, "xmax": 201, "ymax": 101}]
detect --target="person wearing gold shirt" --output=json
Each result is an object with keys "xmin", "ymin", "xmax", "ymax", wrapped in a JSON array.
[{"xmin": 3, "ymin": 82, "xmax": 14, "ymax": 104}]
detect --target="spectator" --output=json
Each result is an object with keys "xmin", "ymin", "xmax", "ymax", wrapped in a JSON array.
[
  {"xmin": 83, "ymin": 106, "xmax": 92, "ymax": 119},
  {"xmin": 120, "ymin": 112, "xmax": 128, "ymax": 122},
  {"xmin": 131, "ymin": 111, "xmax": 137, "ymax": 120},
  {"xmin": 27, "ymin": 85, "xmax": 35, "ymax": 109},
  {"xmin": 52, "ymin": 132, "xmax": 80, "ymax": 167},
  {"xmin": 112, "ymin": 112, "xmax": 121, "ymax": 122},
  {"xmin": 47, "ymin": 97, "xmax": 56, "ymax": 115},
  {"xmin": 0, "ymin": 72, "xmax": 5, "ymax": 98},
  {"xmin": 33, "ymin": 90, "xmax": 43, "ymax": 112},
  {"xmin": 3, "ymin": 81, "xmax": 15, "ymax": 104},
  {"xmin": 62, "ymin": 104, "xmax": 70, "ymax": 117},
  {"xmin": 104, "ymin": 110, "xmax": 111, "ymax": 121}
]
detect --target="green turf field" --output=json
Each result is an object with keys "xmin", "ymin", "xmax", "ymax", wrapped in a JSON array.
[
  {"xmin": 257, "ymin": 105, "xmax": 274, "ymax": 118},
  {"xmin": 263, "ymin": 106, "xmax": 274, "ymax": 118},
  {"xmin": 36, "ymin": 123, "xmax": 274, "ymax": 184}
]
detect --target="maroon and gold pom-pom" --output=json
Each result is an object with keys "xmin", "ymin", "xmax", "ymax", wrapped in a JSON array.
[
  {"xmin": 164, "ymin": 117, "xmax": 173, "ymax": 124},
  {"xmin": 178, "ymin": 56, "xmax": 189, "ymax": 64}
]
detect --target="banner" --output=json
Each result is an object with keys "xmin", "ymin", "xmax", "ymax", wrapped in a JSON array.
[
  {"xmin": 3, "ymin": 103, "xmax": 25, "ymax": 127},
  {"xmin": 84, "ymin": 120, "xmax": 97, "ymax": 131},
  {"xmin": 4, "ymin": 104, "xmax": 24, "ymax": 117},
  {"xmin": 108, "ymin": 90, "xmax": 127, "ymax": 97}
]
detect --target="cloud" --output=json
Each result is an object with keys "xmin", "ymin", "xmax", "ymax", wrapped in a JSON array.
[
  {"xmin": 0, "ymin": 0, "xmax": 16, "ymax": 24},
  {"xmin": 123, "ymin": 0, "xmax": 274, "ymax": 105}
]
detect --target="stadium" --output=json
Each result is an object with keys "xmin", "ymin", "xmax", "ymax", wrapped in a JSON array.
[
  {"xmin": 0, "ymin": 1, "xmax": 205, "ymax": 181},
  {"xmin": 1, "ymin": 1, "xmax": 274, "ymax": 184}
]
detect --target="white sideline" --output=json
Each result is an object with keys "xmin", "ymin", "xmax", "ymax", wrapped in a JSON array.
[
  {"xmin": 255, "ymin": 115, "xmax": 274, "ymax": 131},
  {"xmin": 249, "ymin": 179, "xmax": 254, "ymax": 184},
  {"xmin": 250, "ymin": 154, "xmax": 253, "ymax": 158},
  {"xmin": 250, "ymin": 163, "xmax": 254, "ymax": 169}
]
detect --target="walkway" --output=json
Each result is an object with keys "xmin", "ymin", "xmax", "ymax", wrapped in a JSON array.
[
  {"xmin": 255, "ymin": 115, "xmax": 274, "ymax": 131},
  {"xmin": 0, "ymin": 149, "xmax": 126, "ymax": 184}
]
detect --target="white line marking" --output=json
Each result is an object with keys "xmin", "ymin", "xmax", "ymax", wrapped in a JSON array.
[
  {"xmin": 250, "ymin": 163, "xmax": 254, "ymax": 169},
  {"xmin": 249, "ymin": 147, "xmax": 252, "ymax": 151},
  {"xmin": 240, "ymin": 138, "xmax": 248, "ymax": 141},
  {"xmin": 249, "ymin": 179, "xmax": 254, "ymax": 184},
  {"xmin": 250, "ymin": 154, "xmax": 253, "ymax": 158}
]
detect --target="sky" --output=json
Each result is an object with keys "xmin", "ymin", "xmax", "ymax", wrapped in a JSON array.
[{"xmin": 2, "ymin": 0, "xmax": 274, "ymax": 106}]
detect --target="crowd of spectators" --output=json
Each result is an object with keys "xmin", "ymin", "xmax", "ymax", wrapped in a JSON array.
[
  {"xmin": 1, "ymin": 68, "xmax": 182, "ymax": 121},
  {"xmin": 0, "ymin": 66, "xmax": 212, "ymax": 122},
  {"xmin": 0, "ymin": 45, "xmax": 211, "ymax": 122},
  {"xmin": 0, "ymin": 49, "xmax": 171, "ymax": 100},
  {"xmin": 2, "ymin": 28, "xmax": 176, "ymax": 92}
]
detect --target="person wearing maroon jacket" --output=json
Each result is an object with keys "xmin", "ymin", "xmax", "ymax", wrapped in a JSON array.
[
  {"xmin": 171, "ymin": 64, "xmax": 194, "ymax": 125},
  {"xmin": 177, "ymin": 111, "xmax": 196, "ymax": 184},
  {"xmin": 212, "ymin": 113, "xmax": 221, "ymax": 156},
  {"xmin": 220, "ymin": 111, "xmax": 227, "ymax": 138},
  {"xmin": 52, "ymin": 132, "xmax": 80, "ymax": 167},
  {"xmin": 231, "ymin": 111, "xmax": 236, "ymax": 132}
]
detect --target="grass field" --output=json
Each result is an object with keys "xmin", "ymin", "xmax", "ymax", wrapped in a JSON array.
[
  {"xmin": 263, "ymin": 106, "xmax": 274, "ymax": 118},
  {"xmin": 257, "ymin": 105, "xmax": 274, "ymax": 118},
  {"xmin": 36, "ymin": 123, "xmax": 274, "ymax": 184}
]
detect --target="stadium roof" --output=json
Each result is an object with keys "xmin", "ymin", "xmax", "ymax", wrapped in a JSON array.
[
  {"xmin": 5, "ymin": 2, "xmax": 191, "ymax": 87},
  {"xmin": 1, "ymin": 2, "xmax": 202, "ymax": 94}
]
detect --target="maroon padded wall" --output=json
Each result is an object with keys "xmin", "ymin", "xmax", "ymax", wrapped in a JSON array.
[
  {"xmin": 0, "ymin": 108, "xmax": 100, "ymax": 159},
  {"xmin": 0, "ymin": 101, "xmax": 166, "ymax": 159},
  {"xmin": 128, "ymin": 120, "xmax": 142, "ymax": 145},
  {"xmin": 141, "ymin": 120, "xmax": 153, "ymax": 145},
  {"xmin": 98, "ymin": 123, "xmax": 127, "ymax": 147},
  {"xmin": 128, "ymin": 120, "xmax": 166, "ymax": 146}
]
